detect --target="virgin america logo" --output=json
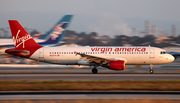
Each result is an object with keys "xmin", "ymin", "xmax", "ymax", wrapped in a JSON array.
[{"xmin": 13, "ymin": 30, "xmax": 32, "ymax": 48}]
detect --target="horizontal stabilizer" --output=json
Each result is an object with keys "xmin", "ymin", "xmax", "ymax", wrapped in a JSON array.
[{"xmin": 8, "ymin": 49, "xmax": 29, "ymax": 53}]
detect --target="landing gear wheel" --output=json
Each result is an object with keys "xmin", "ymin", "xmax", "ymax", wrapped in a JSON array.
[
  {"xmin": 92, "ymin": 68, "xmax": 98, "ymax": 74},
  {"xmin": 149, "ymin": 64, "xmax": 154, "ymax": 74},
  {"xmin": 149, "ymin": 70, "xmax": 154, "ymax": 74}
]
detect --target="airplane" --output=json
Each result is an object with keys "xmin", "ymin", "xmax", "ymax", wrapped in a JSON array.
[
  {"xmin": 33, "ymin": 32, "xmax": 41, "ymax": 39},
  {"xmin": 0, "ymin": 15, "xmax": 73, "ymax": 54},
  {"xmin": 5, "ymin": 20, "xmax": 175, "ymax": 74}
]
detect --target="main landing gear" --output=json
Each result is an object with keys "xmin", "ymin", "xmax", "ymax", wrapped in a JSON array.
[
  {"xmin": 92, "ymin": 67, "xmax": 98, "ymax": 74},
  {"xmin": 149, "ymin": 64, "xmax": 154, "ymax": 74}
]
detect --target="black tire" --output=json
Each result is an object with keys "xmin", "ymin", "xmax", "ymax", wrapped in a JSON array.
[
  {"xmin": 149, "ymin": 70, "xmax": 154, "ymax": 74},
  {"xmin": 92, "ymin": 68, "xmax": 98, "ymax": 74}
]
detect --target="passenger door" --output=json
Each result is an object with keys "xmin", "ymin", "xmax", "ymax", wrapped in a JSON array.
[
  {"xmin": 149, "ymin": 48, "xmax": 155, "ymax": 58},
  {"xmin": 39, "ymin": 48, "xmax": 44, "ymax": 61}
]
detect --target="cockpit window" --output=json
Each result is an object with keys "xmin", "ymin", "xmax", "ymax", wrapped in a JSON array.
[{"xmin": 160, "ymin": 51, "xmax": 166, "ymax": 54}]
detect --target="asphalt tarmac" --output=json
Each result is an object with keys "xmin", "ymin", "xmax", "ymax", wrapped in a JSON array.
[
  {"xmin": 0, "ymin": 64, "xmax": 180, "ymax": 100},
  {"xmin": 1, "ymin": 62, "xmax": 180, "ymax": 74},
  {"xmin": 0, "ymin": 91, "xmax": 179, "ymax": 100},
  {"xmin": 0, "ymin": 74, "xmax": 180, "ymax": 81},
  {"xmin": 0, "ymin": 62, "xmax": 180, "ymax": 81}
]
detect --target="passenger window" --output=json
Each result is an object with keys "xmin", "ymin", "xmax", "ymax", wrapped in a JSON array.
[
  {"xmin": 64, "ymin": 52, "xmax": 66, "ymax": 54},
  {"xmin": 109, "ymin": 52, "xmax": 111, "ymax": 54}
]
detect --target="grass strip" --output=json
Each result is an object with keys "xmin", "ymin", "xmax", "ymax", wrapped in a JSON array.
[{"xmin": 0, "ymin": 80, "xmax": 180, "ymax": 91}]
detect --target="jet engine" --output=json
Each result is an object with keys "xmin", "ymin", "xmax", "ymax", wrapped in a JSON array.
[{"xmin": 102, "ymin": 61, "xmax": 125, "ymax": 70}]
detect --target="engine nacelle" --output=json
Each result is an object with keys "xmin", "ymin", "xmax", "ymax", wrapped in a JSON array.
[{"xmin": 102, "ymin": 61, "xmax": 125, "ymax": 70}]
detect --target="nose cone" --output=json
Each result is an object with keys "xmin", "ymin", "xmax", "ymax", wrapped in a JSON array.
[{"xmin": 167, "ymin": 54, "xmax": 175, "ymax": 63}]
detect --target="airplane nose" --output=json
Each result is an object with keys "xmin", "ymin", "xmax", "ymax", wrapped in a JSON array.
[{"xmin": 168, "ymin": 55, "xmax": 175, "ymax": 63}]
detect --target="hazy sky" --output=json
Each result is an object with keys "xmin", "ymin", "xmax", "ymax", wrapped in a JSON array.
[{"xmin": 0, "ymin": 0, "xmax": 180, "ymax": 37}]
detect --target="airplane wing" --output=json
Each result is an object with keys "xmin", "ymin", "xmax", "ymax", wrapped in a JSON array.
[
  {"xmin": 163, "ymin": 47, "xmax": 180, "ymax": 59},
  {"xmin": 0, "ymin": 44, "xmax": 14, "ymax": 48},
  {"xmin": 76, "ymin": 52, "xmax": 126, "ymax": 64},
  {"xmin": 77, "ymin": 52, "xmax": 108, "ymax": 64},
  {"xmin": 170, "ymin": 43, "xmax": 180, "ymax": 46}
]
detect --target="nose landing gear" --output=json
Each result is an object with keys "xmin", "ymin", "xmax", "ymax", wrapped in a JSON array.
[
  {"xmin": 92, "ymin": 68, "xmax": 98, "ymax": 74},
  {"xmin": 149, "ymin": 64, "xmax": 154, "ymax": 74}
]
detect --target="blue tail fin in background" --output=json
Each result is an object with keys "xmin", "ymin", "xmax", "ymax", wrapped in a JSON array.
[{"xmin": 39, "ymin": 15, "xmax": 73, "ymax": 46}]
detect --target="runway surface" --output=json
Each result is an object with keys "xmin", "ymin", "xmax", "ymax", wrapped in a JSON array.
[
  {"xmin": 0, "ymin": 74, "xmax": 180, "ymax": 81},
  {"xmin": 1, "ymin": 62, "xmax": 180, "ymax": 74},
  {"xmin": 0, "ymin": 91, "xmax": 179, "ymax": 100},
  {"xmin": 1, "ymin": 62, "xmax": 180, "ymax": 81}
]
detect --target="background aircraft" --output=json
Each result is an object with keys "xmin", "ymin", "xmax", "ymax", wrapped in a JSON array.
[{"xmin": 0, "ymin": 15, "xmax": 73, "ymax": 55}]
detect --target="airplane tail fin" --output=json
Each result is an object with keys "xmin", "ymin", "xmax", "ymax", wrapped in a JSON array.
[
  {"xmin": 8, "ymin": 20, "xmax": 42, "ymax": 49},
  {"xmin": 40, "ymin": 15, "xmax": 73, "ymax": 45}
]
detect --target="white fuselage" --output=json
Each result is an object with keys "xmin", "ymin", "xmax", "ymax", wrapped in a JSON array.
[{"xmin": 30, "ymin": 46, "xmax": 174, "ymax": 65}]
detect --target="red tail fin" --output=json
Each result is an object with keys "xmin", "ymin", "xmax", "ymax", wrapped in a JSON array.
[{"xmin": 8, "ymin": 20, "xmax": 42, "ymax": 48}]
